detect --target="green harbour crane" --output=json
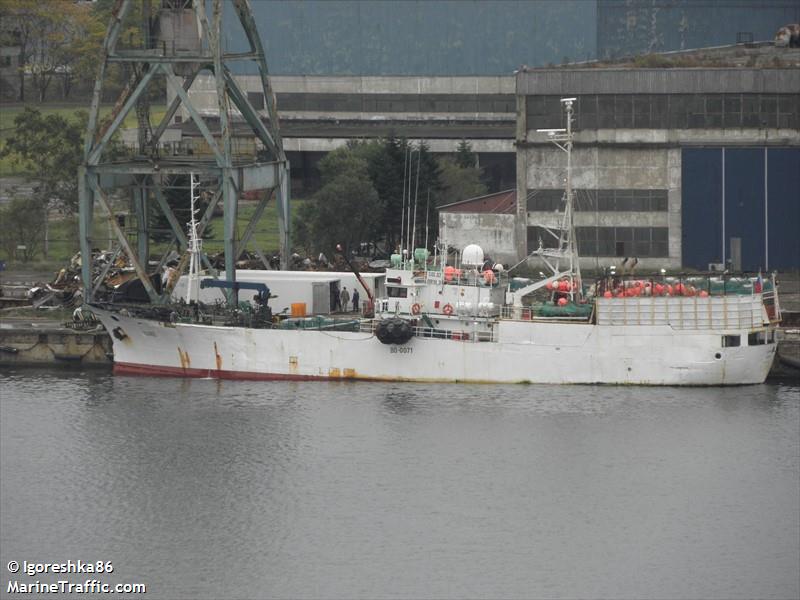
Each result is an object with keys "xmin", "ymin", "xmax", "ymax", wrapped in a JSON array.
[{"xmin": 79, "ymin": 0, "xmax": 290, "ymax": 306}]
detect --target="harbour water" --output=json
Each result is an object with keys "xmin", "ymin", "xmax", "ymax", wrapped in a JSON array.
[{"xmin": 1, "ymin": 369, "xmax": 798, "ymax": 599}]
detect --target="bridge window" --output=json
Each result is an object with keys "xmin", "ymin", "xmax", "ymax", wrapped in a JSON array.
[
  {"xmin": 387, "ymin": 287, "xmax": 408, "ymax": 298},
  {"xmin": 748, "ymin": 332, "xmax": 766, "ymax": 346},
  {"xmin": 722, "ymin": 335, "xmax": 740, "ymax": 347}
]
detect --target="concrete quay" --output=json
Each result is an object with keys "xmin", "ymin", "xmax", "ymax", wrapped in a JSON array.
[{"xmin": 0, "ymin": 320, "xmax": 112, "ymax": 368}]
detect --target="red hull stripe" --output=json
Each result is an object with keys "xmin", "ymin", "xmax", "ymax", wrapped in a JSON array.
[{"xmin": 114, "ymin": 362, "xmax": 335, "ymax": 381}]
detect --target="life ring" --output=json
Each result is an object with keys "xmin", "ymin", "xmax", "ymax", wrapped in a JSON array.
[
  {"xmin": 442, "ymin": 303, "xmax": 454, "ymax": 316},
  {"xmin": 411, "ymin": 303, "xmax": 421, "ymax": 315}
]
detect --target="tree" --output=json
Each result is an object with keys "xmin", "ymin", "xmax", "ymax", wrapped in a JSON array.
[
  {"xmin": 0, "ymin": 0, "xmax": 114, "ymax": 101},
  {"xmin": 455, "ymin": 139, "xmax": 478, "ymax": 169},
  {"xmin": 297, "ymin": 148, "xmax": 381, "ymax": 254},
  {"xmin": 353, "ymin": 136, "xmax": 447, "ymax": 252},
  {"xmin": 9, "ymin": 1, "xmax": 73, "ymax": 101},
  {"xmin": 56, "ymin": 3, "xmax": 106, "ymax": 99},
  {"xmin": 1, "ymin": 107, "xmax": 130, "ymax": 216},
  {"xmin": 437, "ymin": 156, "xmax": 487, "ymax": 208},
  {"xmin": 0, "ymin": 196, "xmax": 46, "ymax": 262},
  {"xmin": 0, "ymin": 107, "xmax": 86, "ymax": 215},
  {"xmin": 0, "ymin": 0, "xmax": 38, "ymax": 101},
  {"xmin": 401, "ymin": 141, "xmax": 443, "ymax": 250},
  {"xmin": 358, "ymin": 135, "xmax": 408, "ymax": 250}
]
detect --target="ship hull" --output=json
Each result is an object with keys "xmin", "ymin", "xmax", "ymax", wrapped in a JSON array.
[{"xmin": 95, "ymin": 309, "xmax": 777, "ymax": 386}]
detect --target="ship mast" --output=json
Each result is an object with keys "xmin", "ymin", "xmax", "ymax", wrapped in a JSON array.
[
  {"xmin": 535, "ymin": 97, "xmax": 582, "ymax": 301},
  {"xmin": 186, "ymin": 173, "xmax": 202, "ymax": 304}
]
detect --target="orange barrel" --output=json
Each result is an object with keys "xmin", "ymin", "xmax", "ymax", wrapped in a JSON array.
[{"xmin": 291, "ymin": 302, "xmax": 307, "ymax": 317}]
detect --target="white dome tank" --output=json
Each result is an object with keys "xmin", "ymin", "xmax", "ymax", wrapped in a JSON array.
[{"xmin": 461, "ymin": 244, "xmax": 484, "ymax": 266}]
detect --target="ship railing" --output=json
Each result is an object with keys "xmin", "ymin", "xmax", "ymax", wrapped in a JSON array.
[
  {"xmin": 422, "ymin": 269, "xmax": 508, "ymax": 289},
  {"xmin": 595, "ymin": 294, "xmax": 766, "ymax": 330},
  {"xmin": 412, "ymin": 325, "xmax": 496, "ymax": 342},
  {"xmin": 499, "ymin": 306, "xmax": 593, "ymax": 322},
  {"xmin": 594, "ymin": 272, "xmax": 773, "ymax": 299},
  {"xmin": 762, "ymin": 287, "xmax": 781, "ymax": 324}
]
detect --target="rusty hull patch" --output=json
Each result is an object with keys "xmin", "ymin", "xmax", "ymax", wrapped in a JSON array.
[
  {"xmin": 177, "ymin": 347, "xmax": 191, "ymax": 370},
  {"xmin": 213, "ymin": 342, "xmax": 223, "ymax": 371}
]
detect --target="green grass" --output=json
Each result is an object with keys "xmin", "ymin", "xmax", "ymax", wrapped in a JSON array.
[
  {"xmin": 0, "ymin": 198, "xmax": 307, "ymax": 271},
  {"xmin": 203, "ymin": 200, "xmax": 306, "ymax": 256},
  {"xmin": 0, "ymin": 103, "xmax": 167, "ymax": 135}
]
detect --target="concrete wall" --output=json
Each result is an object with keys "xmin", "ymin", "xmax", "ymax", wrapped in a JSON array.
[
  {"xmin": 523, "ymin": 146, "xmax": 682, "ymax": 270},
  {"xmin": 180, "ymin": 74, "xmax": 515, "ymax": 123},
  {"xmin": 516, "ymin": 68, "xmax": 799, "ymax": 95},
  {"xmin": 170, "ymin": 73, "xmax": 517, "ymax": 190},
  {"xmin": 515, "ymin": 67, "xmax": 800, "ymax": 270},
  {"xmin": 440, "ymin": 213, "xmax": 517, "ymax": 265}
]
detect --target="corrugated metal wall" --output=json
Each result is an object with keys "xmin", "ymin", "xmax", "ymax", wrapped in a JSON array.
[
  {"xmin": 227, "ymin": 1, "xmax": 595, "ymax": 75},
  {"xmin": 682, "ymin": 148, "xmax": 800, "ymax": 271},
  {"xmin": 223, "ymin": 1, "xmax": 798, "ymax": 75},
  {"xmin": 597, "ymin": 0, "xmax": 800, "ymax": 59}
]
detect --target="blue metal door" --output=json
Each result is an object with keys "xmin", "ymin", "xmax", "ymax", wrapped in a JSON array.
[
  {"xmin": 681, "ymin": 148, "xmax": 722, "ymax": 270},
  {"xmin": 766, "ymin": 148, "xmax": 800, "ymax": 270}
]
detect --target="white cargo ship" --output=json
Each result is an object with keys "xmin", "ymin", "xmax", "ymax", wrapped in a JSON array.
[{"xmin": 92, "ymin": 99, "xmax": 781, "ymax": 385}]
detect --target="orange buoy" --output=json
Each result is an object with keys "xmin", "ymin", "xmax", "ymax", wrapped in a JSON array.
[
  {"xmin": 545, "ymin": 280, "xmax": 554, "ymax": 290},
  {"xmin": 558, "ymin": 297, "xmax": 568, "ymax": 306},
  {"xmin": 603, "ymin": 290, "xmax": 613, "ymax": 298},
  {"xmin": 699, "ymin": 290, "xmax": 709, "ymax": 297}
]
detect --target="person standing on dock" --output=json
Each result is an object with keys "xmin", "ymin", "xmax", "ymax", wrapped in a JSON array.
[
  {"xmin": 352, "ymin": 289, "xmax": 360, "ymax": 313},
  {"xmin": 340, "ymin": 287, "xmax": 350, "ymax": 313}
]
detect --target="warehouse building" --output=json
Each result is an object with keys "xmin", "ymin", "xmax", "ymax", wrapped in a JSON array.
[
  {"xmin": 515, "ymin": 67, "xmax": 800, "ymax": 272},
  {"xmin": 171, "ymin": 74, "xmax": 516, "ymax": 192}
]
